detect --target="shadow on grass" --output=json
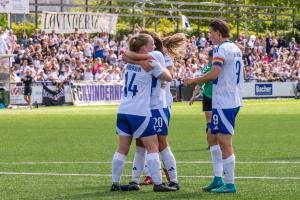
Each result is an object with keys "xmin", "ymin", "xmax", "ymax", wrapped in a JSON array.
[
  {"xmin": 61, "ymin": 186, "xmax": 205, "ymax": 200},
  {"xmin": 174, "ymin": 148, "xmax": 209, "ymax": 153}
]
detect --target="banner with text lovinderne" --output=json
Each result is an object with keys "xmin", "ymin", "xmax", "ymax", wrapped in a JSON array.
[
  {"xmin": 71, "ymin": 81, "xmax": 123, "ymax": 106},
  {"xmin": 41, "ymin": 12, "xmax": 118, "ymax": 34}
]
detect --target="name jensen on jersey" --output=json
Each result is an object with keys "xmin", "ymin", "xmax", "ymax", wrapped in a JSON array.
[{"xmin": 127, "ymin": 64, "xmax": 142, "ymax": 72}]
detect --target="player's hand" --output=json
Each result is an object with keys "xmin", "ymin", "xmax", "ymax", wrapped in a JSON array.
[
  {"xmin": 184, "ymin": 77, "xmax": 194, "ymax": 86},
  {"xmin": 189, "ymin": 97, "xmax": 195, "ymax": 106},
  {"xmin": 140, "ymin": 60, "xmax": 153, "ymax": 72},
  {"xmin": 161, "ymin": 81, "xmax": 167, "ymax": 88}
]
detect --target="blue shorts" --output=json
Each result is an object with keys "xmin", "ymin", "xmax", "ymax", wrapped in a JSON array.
[
  {"xmin": 210, "ymin": 107, "xmax": 240, "ymax": 135},
  {"xmin": 116, "ymin": 114, "xmax": 156, "ymax": 138},
  {"xmin": 151, "ymin": 108, "xmax": 170, "ymax": 136}
]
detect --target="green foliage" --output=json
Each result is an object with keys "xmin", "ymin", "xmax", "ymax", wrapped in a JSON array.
[
  {"xmin": 11, "ymin": 22, "xmax": 36, "ymax": 38},
  {"xmin": 284, "ymin": 30, "xmax": 300, "ymax": 44},
  {"xmin": 115, "ymin": 23, "xmax": 132, "ymax": 41},
  {"xmin": 0, "ymin": 14, "xmax": 8, "ymax": 30}
]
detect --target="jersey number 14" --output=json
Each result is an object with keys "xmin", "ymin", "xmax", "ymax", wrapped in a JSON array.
[{"xmin": 124, "ymin": 72, "xmax": 138, "ymax": 97}]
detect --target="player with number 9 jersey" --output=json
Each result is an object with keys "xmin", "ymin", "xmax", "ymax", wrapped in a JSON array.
[{"xmin": 212, "ymin": 41, "xmax": 243, "ymax": 109}]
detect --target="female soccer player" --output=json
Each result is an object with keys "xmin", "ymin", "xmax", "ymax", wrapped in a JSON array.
[
  {"xmin": 111, "ymin": 33, "xmax": 176, "ymax": 192},
  {"xmin": 123, "ymin": 32, "xmax": 186, "ymax": 190},
  {"xmin": 184, "ymin": 20, "xmax": 244, "ymax": 193},
  {"xmin": 189, "ymin": 49, "xmax": 213, "ymax": 148}
]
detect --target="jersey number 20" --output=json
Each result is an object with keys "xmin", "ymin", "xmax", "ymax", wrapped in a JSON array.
[{"xmin": 124, "ymin": 72, "xmax": 138, "ymax": 97}]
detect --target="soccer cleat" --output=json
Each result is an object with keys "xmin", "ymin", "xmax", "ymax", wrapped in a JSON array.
[
  {"xmin": 168, "ymin": 181, "xmax": 180, "ymax": 190},
  {"xmin": 210, "ymin": 183, "xmax": 236, "ymax": 193},
  {"xmin": 120, "ymin": 182, "xmax": 140, "ymax": 191},
  {"xmin": 202, "ymin": 176, "xmax": 224, "ymax": 192},
  {"xmin": 153, "ymin": 183, "xmax": 177, "ymax": 192},
  {"xmin": 142, "ymin": 176, "xmax": 153, "ymax": 185},
  {"xmin": 110, "ymin": 183, "xmax": 121, "ymax": 191}
]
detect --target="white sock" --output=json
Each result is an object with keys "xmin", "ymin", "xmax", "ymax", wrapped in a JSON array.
[
  {"xmin": 146, "ymin": 153, "xmax": 162, "ymax": 185},
  {"xmin": 144, "ymin": 161, "xmax": 151, "ymax": 177},
  {"xmin": 131, "ymin": 146, "xmax": 146, "ymax": 184},
  {"xmin": 210, "ymin": 145, "xmax": 223, "ymax": 177},
  {"xmin": 160, "ymin": 146, "xmax": 178, "ymax": 183},
  {"xmin": 223, "ymin": 154, "xmax": 235, "ymax": 184},
  {"xmin": 112, "ymin": 152, "xmax": 126, "ymax": 184}
]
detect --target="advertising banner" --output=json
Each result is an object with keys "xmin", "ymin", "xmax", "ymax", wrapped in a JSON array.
[
  {"xmin": 41, "ymin": 12, "xmax": 118, "ymax": 34},
  {"xmin": 71, "ymin": 81, "xmax": 123, "ymax": 106}
]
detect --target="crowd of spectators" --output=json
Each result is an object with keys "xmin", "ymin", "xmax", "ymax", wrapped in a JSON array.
[{"xmin": 0, "ymin": 28, "xmax": 299, "ymax": 85}]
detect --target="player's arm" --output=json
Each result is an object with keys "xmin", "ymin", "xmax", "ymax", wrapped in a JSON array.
[
  {"xmin": 184, "ymin": 66, "xmax": 221, "ymax": 86},
  {"xmin": 157, "ymin": 69, "xmax": 172, "ymax": 82},
  {"xmin": 189, "ymin": 85, "xmax": 201, "ymax": 106},
  {"xmin": 124, "ymin": 51, "xmax": 153, "ymax": 61},
  {"xmin": 122, "ymin": 54, "xmax": 153, "ymax": 72}
]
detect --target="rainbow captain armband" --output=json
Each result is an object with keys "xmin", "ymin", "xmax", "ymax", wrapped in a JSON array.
[{"xmin": 212, "ymin": 57, "xmax": 225, "ymax": 67}]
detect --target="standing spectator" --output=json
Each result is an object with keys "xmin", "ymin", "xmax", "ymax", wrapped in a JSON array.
[
  {"xmin": 21, "ymin": 69, "xmax": 33, "ymax": 110},
  {"xmin": 92, "ymin": 58, "xmax": 102, "ymax": 80},
  {"xmin": 266, "ymin": 32, "xmax": 272, "ymax": 56},
  {"xmin": 83, "ymin": 38, "xmax": 93, "ymax": 58},
  {"xmin": 32, "ymin": 29, "xmax": 41, "ymax": 44},
  {"xmin": 294, "ymin": 77, "xmax": 300, "ymax": 99},
  {"xmin": 19, "ymin": 32, "xmax": 30, "ymax": 49},
  {"xmin": 289, "ymin": 37, "xmax": 298, "ymax": 52},
  {"xmin": 83, "ymin": 64, "xmax": 93, "ymax": 81},
  {"xmin": 93, "ymin": 39, "xmax": 104, "ymax": 59},
  {"xmin": 0, "ymin": 30, "xmax": 8, "ymax": 54},
  {"xmin": 277, "ymin": 35, "xmax": 286, "ymax": 48}
]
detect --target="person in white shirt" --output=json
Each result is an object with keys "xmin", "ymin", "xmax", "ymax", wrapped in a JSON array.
[
  {"xmin": 184, "ymin": 20, "xmax": 243, "ymax": 193},
  {"xmin": 83, "ymin": 64, "xmax": 93, "ymax": 81},
  {"xmin": 123, "ymin": 32, "xmax": 187, "ymax": 190},
  {"xmin": 83, "ymin": 39, "xmax": 93, "ymax": 58},
  {"xmin": 111, "ymin": 33, "xmax": 176, "ymax": 192},
  {"xmin": 0, "ymin": 30, "xmax": 8, "ymax": 54}
]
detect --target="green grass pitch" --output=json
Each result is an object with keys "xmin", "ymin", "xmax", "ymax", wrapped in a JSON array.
[{"xmin": 0, "ymin": 100, "xmax": 300, "ymax": 200}]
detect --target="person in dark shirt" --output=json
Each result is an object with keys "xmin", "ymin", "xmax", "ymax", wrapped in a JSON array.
[
  {"xmin": 295, "ymin": 78, "xmax": 300, "ymax": 99},
  {"xmin": 21, "ymin": 69, "xmax": 33, "ymax": 109},
  {"xmin": 277, "ymin": 35, "xmax": 286, "ymax": 49},
  {"xmin": 93, "ymin": 40, "xmax": 104, "ymax": 59}
]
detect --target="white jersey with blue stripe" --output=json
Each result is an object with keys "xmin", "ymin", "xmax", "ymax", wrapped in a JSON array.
[
  {"xmin": 212, "ymin": 41, "xmax": 244, "ymax": 109},
  {"xmin": 150, "ymin": 51, "xmax": 168, "ymax": 109},
  {"xmin": 118, "ymin": 54, "xmax": 165, "ymax": 116},
  {"xmin": 164, "ymin": 54, "xmax": 174, "ymax": 107}
]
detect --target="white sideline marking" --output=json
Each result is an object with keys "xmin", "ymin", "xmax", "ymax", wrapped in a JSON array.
[
  {"xmin": 0, "ymin": 161, "xmax": 299, "ymax": 165},
  {"xmin": 0, "ymin": 172, "xmax": 300, "ymax": 180}
]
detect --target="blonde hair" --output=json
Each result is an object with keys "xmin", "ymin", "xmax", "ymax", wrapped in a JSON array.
[
  {"xmin": 162, "ymin": 33, "xmax": 187, "ymax": 58},
  {"xmin": 128, "ymin": 33, "xmax": 152, "ymax": 52},
  {"xmin": 133, "ymin": 23, "xmax": 144, "ymax": 34}
]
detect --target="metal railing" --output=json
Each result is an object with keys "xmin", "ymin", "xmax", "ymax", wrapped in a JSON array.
[{"xmin": 26, "ymin": 0, "xmax": 296, "ymax": 35}]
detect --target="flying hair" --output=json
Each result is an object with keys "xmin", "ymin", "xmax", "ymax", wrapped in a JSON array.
[{"xmin": 162, "ymin": 33, "xmax": 187, "ymax": 58}]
